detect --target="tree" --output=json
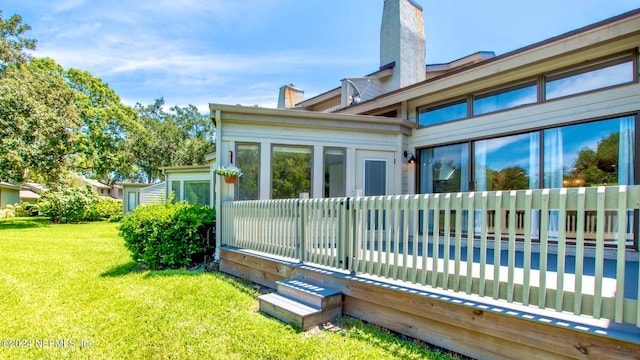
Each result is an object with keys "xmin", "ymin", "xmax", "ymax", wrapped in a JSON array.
[
  {"xmin": 568, "ymin": 132, "xmax": 619, "ymax": 186},
  {"xmin": 0, "ymin": 59, "xmax": 81, "ymax": 185},
  {"xmin": 129, "ymin": 99, "xmax": 215, "ymax": 183},
  {"xmin": 64, "ymin": 66, "xmax": 137, "ymax": 184},
  {"xmin": 0, "ymin": 10, "xmax": 36, "ymax": 69}
]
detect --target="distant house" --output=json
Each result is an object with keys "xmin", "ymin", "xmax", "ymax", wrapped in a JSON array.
[
  {"xmin": 19, "ymin": 189, "xmax": 40, "ymax": 204},
  {"xmin": 21, "ymin": 182, "xmax": 48, "ymax": 195},
  {"xmin": 121, "ymin": 183, "xmax": 165, "ymax": 213},
  {"xmin": 0, "ymin": 182, "xmax": 20, "ymax": 208},
  {"xmin": 162, "ymin": 164, "xmax": 214, "ymax": 207},
  {"xmin": 79, "ymin": 177, "xmax": 120, "ymax": 200}
]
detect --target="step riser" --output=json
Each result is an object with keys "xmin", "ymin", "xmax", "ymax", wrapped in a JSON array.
[
  {"xmin": 260, "ymin": 299, "xmax": 342, "ymax": 330},
  {"xmin": 259, "ymin": 280, "xmax": 343, "ymax": 330},
  {"xmin": 259, "ymin": 297, "xmax": 305, "ymax": 329},
  {"xmin": 277, "ymin": 284, "xmax": 342, "ymax": 309}
]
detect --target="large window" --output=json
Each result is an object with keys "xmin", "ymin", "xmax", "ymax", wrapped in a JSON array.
[
  {"xmin": 545, "ymin": 57, "xmax": 634, "ymax": 100},
  {"xmin": 419, "ymin": 143, "xmax": 469, "ymax": 194},
  {"xmin": 272, "ymin": 145, "xmax": 312, "ymax": 199},
  {"xmin": 236, "ymin": 143, "xmax": 260, "ymax": 200},
  {"xmin": 418, "ymin": 100, "xmax": 467, "ymax": 127},
  {"xmin": 419, "ymin": 115, "xmax": 635, "ymax": 192},
  {"xmin": 474, "ymin": 132, "xmax": 540, "ymax": 191},
  {"xmin": 543, "ymin": 116, "xmax": 635, "ymax": 187},
  {"xmin": 417, "ymin": 53, "xmax": 635, "ymax": 128},
  {"xmin": 473, "ymin": 83, "xmax": 537, "ymax": 116},
  {"xmin": 324, "ymin": 148, "xmax": 346, "ymax": 197},
  {"xmin": 184, "ymin": 180, "xmax": 210, "ymax": 206}
]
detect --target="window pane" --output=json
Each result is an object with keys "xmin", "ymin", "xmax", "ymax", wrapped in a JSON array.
[
  {"xmin": 272, "ymin": 146, "xmax": 312, "ymax": 199},
  {"xmin": 324, "ymin": 148, "xmax": 346, "ymax": 197},
  {"xmin": 474, "ymin": 132, "xmax": 540, "ymax": 191},
  {"xmin": 543, "ymin": 116, "xmax": 635, "ymax": 187},
  {"xmin": 473, "ymin": 84, "xmax": 537, "ymax": 115},
  {"xmin": 127, "ymin": 192, "xmax": 137, "ymax": 212},
  {"xmin": 237, "ymin": 143, "xmax": 260, "ymax": 200},
  {"xmin": 419, "ymin": 101, "xmax": 467, "ymax": 127},
  {"xmin": 364, "ymin": 160, "xmax": 386, "ymax": 196},
  {"xmin": 419, "ymin": 143, "xmax": 469, "ymax": 194},
  {"xmin": 171, "ymin": 181, "xmax": 181, "ymax": 203},
  {"xmin": 184, "ymin": 180, "xmax": 210, "ymax": 205},
  {"xmin": 545, "ymin": 60, "xmax": 633, "ymax": 100}
]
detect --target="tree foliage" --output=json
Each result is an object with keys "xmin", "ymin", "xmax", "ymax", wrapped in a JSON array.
[
  {"xmin": 65, "ymin": 67, "xmax": 138, "ymax": 184},
  {"xmin": 567, "ymin": 132, "xmax": 619, "ymax": 186},
  {"xmin": 0, "ymin": 10, "xmax": 215, "ymax": 187},
  {"xmin": 130, "ymin": 98, "xmax": 215, "ymax": 183},
  {"xmin": 0, "ymin": 58, "xmax": 81, "ymax": 185},
  {"xmin": 0, "ymin": 10, "xmax": 36, "ymax": 69}
]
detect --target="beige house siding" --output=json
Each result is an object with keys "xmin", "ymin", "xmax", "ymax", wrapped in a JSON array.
[{"xmin": 0, "ymin": 183, "xmax": 20, "ymax": 207}]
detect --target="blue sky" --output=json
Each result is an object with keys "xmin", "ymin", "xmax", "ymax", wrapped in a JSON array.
[{"xmin": 3, "ymin": 1, "xmax": 638, "ymax": 112}]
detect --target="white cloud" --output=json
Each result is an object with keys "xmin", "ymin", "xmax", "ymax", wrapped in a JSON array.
[{"xmin": 53, "ymin": 0, "xmax": 86, "ymax": 13}]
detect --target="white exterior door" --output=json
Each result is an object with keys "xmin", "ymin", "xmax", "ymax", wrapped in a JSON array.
[{"xmin": 356, "ymin": 150, "xmax": 395, "ymax": 196}]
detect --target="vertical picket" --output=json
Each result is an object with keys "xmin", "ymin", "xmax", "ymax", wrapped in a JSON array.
[
  {"xmin": 522, "ymin": 190, "xmax": 533, "ymax": 306},
  {"xmin": 574, "ymin": 187, "xmax": 586, "ymax": 315},
  {"xmin": 555, "ymin": 188, "xmax": 568, "ymax": 312},
  {"xmin": 615, "ymin": 186, "xmax": 628, "ymax": 323},
  {"xmin": 539, "ymin": 189, "xmax": 550, "ymax": 308},
  {"xmin": 593, "ymin": 187, "xmax": 606, "ymax": 318},
  {"xmin": 493, "ymin": 191, "xmax": 503, "ymax": 300}
]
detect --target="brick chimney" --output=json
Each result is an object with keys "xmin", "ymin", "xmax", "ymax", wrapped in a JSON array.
[{"xmin": 380, "ymin": 0, "xmax": 426, "ymax": 93}]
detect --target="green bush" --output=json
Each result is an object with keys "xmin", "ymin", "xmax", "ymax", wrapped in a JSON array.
[
  {"xmin": 38, "ymin": 186, "xmax": 100, "ymax": 223},
  {"xmin": 118, "ymin": 201, "xmax": 215, "ymax": 270},
  {"xmin": 85, "ymin": 197, "xmax": 123, "ymax": 222},
  {"xmin": 11, "ymin": 203, "xmax": 34, "ymax": 217}
]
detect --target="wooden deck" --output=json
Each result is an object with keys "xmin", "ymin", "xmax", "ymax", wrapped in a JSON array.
[{"xmin": 220, "ymin": 246, "xmax": 640, "ymax": 359}]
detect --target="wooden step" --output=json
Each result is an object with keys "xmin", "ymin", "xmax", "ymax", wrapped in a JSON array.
[
  {"xmin": 276, "ymin": 279, "xmax": 342, "ymax": 309},
  {"xmin": 258, "ymin": 293, "xmax": 342, "ymax": 330}
]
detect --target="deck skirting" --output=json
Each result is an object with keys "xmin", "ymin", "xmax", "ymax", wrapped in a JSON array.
[{"xmin": 220, "ymin": 246, "xmax": 640, "ymax": 359}]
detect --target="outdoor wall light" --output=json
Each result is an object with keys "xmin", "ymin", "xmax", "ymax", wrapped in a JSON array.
[{"xmin": 403, "ymin": 150, "xmax": 416, "ymax": 164}]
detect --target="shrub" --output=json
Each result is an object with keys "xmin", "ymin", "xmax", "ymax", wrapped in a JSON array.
[
  {"xmin": 119, "ymin": 201, "xmax": 215, "ymax": 270},
  {"xmin": 0, "ymin": 207, "xmax": 14, "ymax": 219},
  {"xmin": 11, "ymin": 203, "xmax": 33, "ymax": 217},
  {"xmin": 38, "ymin": 186, "xmax": 100, "ymax": 223},
  {"xmin": 85, "ymin": 197, "xmax": 123, "ymax": 222}
]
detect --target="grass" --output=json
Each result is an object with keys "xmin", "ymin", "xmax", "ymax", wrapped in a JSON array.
[{"xmin": 0, "ymin": 217, "xmax": 458, "ymax": 360}]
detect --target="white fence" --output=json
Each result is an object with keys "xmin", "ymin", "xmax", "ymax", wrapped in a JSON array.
[{"xmin": 222, "ymin": 186, "xmax": 640, "ymax": 326}]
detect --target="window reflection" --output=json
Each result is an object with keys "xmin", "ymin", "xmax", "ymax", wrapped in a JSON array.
[
  {"xmin": 545, "ymin": 60, "xmax": 633, "ymax": 100},
  {"xmin": 237, "ymin": 143, "xmax": 260, "ymax": 200},
  {"xmin": 419, "ymin": 143, "xmax": 469, "ymax": 194},
  {"xmin": 473, "ymin": 84, "xmax": 537, "ymax": 115},
  {"xmin": 185, "ymin": 180, "xmax": 210, "ymax": 205},
  {"xmin": 272, "ymin": 146, "xmax": 312, "ymax": 199},
  {"xmin": 474, "ymin": 132, "xmax": 540, "ymax": 191},
  {"xmin": 419, "ymin": 100, "xmax": 467, "ymax": 127},
  {"xmin": 324, "ymin": 148, "xmax": 346, "ymax": 197},
  {"xmin": 543, "ymin": 116, "xmax": 634, "ymax": 187}
]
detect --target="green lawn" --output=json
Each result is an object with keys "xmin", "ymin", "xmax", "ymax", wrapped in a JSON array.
[{"xmin": 0, "ymin": 217, "xmax": 457, "ymax": 360}]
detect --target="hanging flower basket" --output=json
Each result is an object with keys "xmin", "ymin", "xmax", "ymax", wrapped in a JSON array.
[{"xmin": 216, "ymin": 165, "xmax": 243, "ymax": 184}]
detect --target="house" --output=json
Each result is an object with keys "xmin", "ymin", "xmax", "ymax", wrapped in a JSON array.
[
  {"xmin": 162, "ymin": 163, "xmax": 215, "ymax": 207},
  {"xmin": 212, "ymin": 3, "xmax": 639, "ymax": 243},
  {"xmin": 208, "ymin": 1, "xmax": 640, "ymax": 357},
  {"xmin": 121, "ymin": 183, "xmax": 161, "ymax": 213},
  {"xmin": 122, "ymin": 154, "xmax": 216, "ymax": 213},
  {"xmin": 0, "ymin": 182, "xmax": 21, "ymax": 208},
  {"xmin": 78, "ymin": 177, "xmax": 121, "ymax": 200}
]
